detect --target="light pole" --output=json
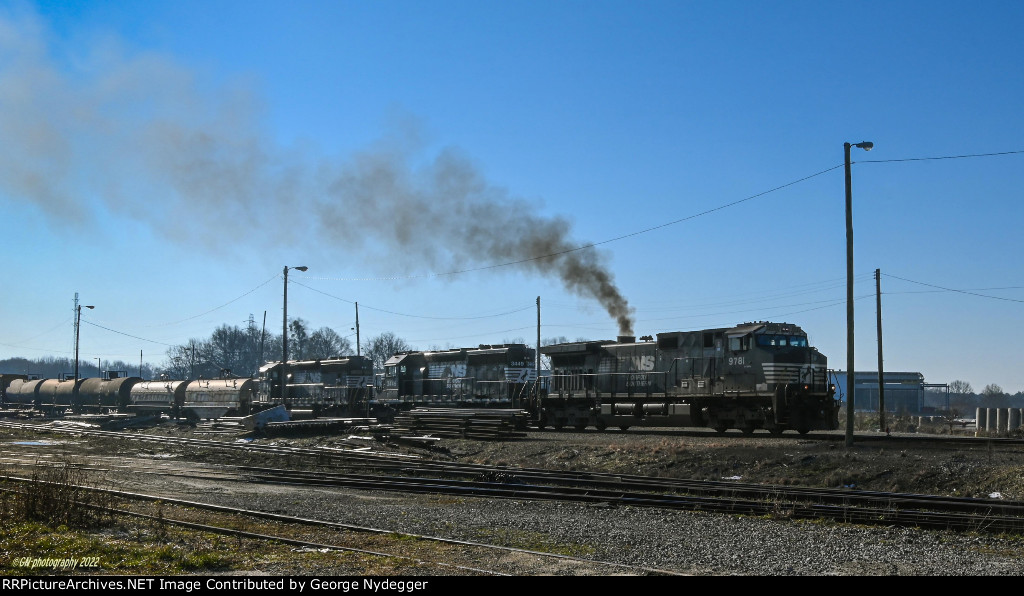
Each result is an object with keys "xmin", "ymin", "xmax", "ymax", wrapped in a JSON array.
[
  {"xmin": 95, "ymin": 357, "xmax": 101, "ymax": 379},
  {"xmin": 282, "ymin": 265, "xmax": 308, "ymax": 408},
  {"xmin": 845, "ymin": 140, "xmax": 873, "ymax": 447},
  {"xmin": 74, "ymin": 303, "xmax": 95, "ymax": 382}
]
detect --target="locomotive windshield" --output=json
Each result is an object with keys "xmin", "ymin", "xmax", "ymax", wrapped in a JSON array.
[{"xmin": 755, "ymin": 335, "xmax": 808, "ymax": 348}]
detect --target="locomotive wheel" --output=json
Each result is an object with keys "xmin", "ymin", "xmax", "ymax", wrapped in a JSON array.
[
  {"xmin": 574, "ymin": 423, "xmax": 587, "ymax": 431},
  {"xmin": 713, "ymin": 425, "xmax": 728, "ymax": 434},
  {"xmin": 618, "ymin": 425, "xmax": 630, "ymax": 431},
  {"xmin": 595, "ymin": 419, "xmax": 607, "ymax": 431},
  {"xmin": 768, "ymin": 426, "xmax": 784, "ymax": 435},
  {"xmin": 741, "ymin": 424, "xmax": 756, "ymax": 435},
  {"xmin": 553, "ymin": 423, "xmax": 564, "ymax": 431}
]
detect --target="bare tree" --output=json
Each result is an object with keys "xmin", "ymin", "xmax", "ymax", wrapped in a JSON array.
[
  {"xmin": 307, "ymin": 327, "xmax": 353, "ymax": 360},
  {"xmin": 949, "ymin": 379, "xmax": 973, "ymax": 395},
  {"xmin": 982, "ymin": 383, "xmax": 1010, "ymax": 407},
  {"xmin": 947, "ymin": 379, "xmax": 976, "ymax": 412},
  {"xmin": 288, "ymin": 318, "xmax": 311, "ymax": 360},
  {"xmin": 203, "ymin": 324, "xmax": 275, "ymax": 377},
  {"xmin": 162, "ymin": 340, "xmax": 211, "ymax": 379},
  {"xmin": 366, "ymin": 332, "xmax": 412, "ymax": 371}
]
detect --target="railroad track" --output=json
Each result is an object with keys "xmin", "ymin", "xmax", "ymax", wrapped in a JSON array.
[
  {"xmin": 0, "ymin": 474, "xmax": 682, "ymax": 576},
  {"xmin": 233, "ymin": 464, "xmax": 1024, "ymax": 534},
  {"xmin": 3, "ymin": 419, "xmax": 1023, "ymax": 535}
]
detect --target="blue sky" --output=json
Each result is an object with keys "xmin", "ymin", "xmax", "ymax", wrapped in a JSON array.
[{"xmin": 1, "ymin": 0, "xmax": 1022, "ymax": 392}]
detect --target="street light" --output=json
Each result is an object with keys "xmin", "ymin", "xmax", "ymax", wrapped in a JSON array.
[
  {"xmin": 282, "ymin": 265, "xmax": 308, "ymax": 408},
  {"xmin": 845, "ymin": 141, "xmax": 873, "ymax": 447},
  {"xmin": 74, "ymin": 304, "xmax": 95, "ymax": 382}
]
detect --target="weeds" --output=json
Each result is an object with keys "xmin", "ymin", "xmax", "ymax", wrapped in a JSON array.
[{"xmin": 0, "ymin": 458, "xmax": 114, "ymax": 530}]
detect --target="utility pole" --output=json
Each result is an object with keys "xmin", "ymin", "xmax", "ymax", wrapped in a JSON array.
[
  {"xmin": 73, "ymin": 293, "xmax": 80, "ymax": 381},
  {"xmin": 876, "ymin": 268, "xmax": 886, "ymax": 433},
  {"xmin": 355, "ymin": 302, "xmax": 361, "ymax": 356},
  {"xmin": 536, "ymin": 296, "xmax": 541, "ymax": 402},
  {"xmin": 259, "ymin": 311, "xmax": 267, "ymax": 374},
  {"xmin": 844, "ymin": 140, "xmax": 873, "ymax": 447},
  {"xmin": 73, "ymin": 293, "xmax": 94, "ymax": 382},
  {"xmin": 282, "ymin": 265, "xmax": 308, "ymax": 408}
]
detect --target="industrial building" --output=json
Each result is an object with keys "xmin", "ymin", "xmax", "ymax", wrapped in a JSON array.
[{"xmin": 832, "ymin": 371, "xmax": 941, "ymax": 415}]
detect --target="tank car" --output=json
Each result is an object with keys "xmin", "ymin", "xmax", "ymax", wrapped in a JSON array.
[
  {"xmin": 40, "ymin": 376, "xmax": 85, "ymax": 412},
  {"xmin": 255, "ymin": 355, "xmax": 374, "ymax": 416},
  {"xmin": 3, "ymin": 378, "xmax": 43, "ymax": 409},
  {"xmin": 380, "ymin": 343, "xmax": 537, "ymax": 409},
  {"xmin": 535, "ymin": 321, "xmax": 838, "ymax": 434},
  {"xmin": 75, "ymin": 375, "xmax": 142, "ymax": 412},
  {"xmin": 128, "ymin": 379, "xmax": 187, "ymax": 417},
  {"xmin": 0, "ymin": 374, "xmax": 28, "ymax": 407},
  {"xmin": 37, "ymin": 378, "xmax": 63, "ymax": 411},
  {"xmin": 182, "ymin": 378, "xmax": 254, "ymax": 420}
]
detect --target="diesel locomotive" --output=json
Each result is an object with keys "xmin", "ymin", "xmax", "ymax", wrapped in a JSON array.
[
  {"xmin": 380, "ymin": 343, "xmax": 537, "ymax": 409},
  {"xmin": 533, "ymin": 321, "xmax": 839, "ymax": 434},
  {"xmin": 254, "ymin": 355, "xmax": 375, "ymax": 416}
]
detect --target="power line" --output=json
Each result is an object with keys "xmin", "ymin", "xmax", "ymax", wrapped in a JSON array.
[
  {"xmin": 289, "ymin": 279, "xmax": 536, "ymax": 320},
  {"xmin": 82, "ymin": 320, "xmax": 177, "ymax": 346},
  {"xmin": 882, "ymin": 273, "xmax": 1024, "ymax": 303},
  {"xmin": 860, "ymin": 149, "xmax": 1024, "ymax": 164},
  {"xmin": 302, "ymin": 148, "xmax": 1024, "ymax": 284},
  {"xmin": 147, "ymin": 273, "xmax": 279, "ymax": 327}
]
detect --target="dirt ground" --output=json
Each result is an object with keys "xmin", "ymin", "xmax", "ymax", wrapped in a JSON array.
[
  {"xmin": 8, "ymin": 414, "xmax": 1024, "ymax": 502},
  {"xmin": 273, "ymin": 420, "xmax": 1024, "ymax": 502}
]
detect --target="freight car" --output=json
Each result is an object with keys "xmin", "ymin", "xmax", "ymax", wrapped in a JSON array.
[
  {"xmin": 255, "ymin": 355, "xmax": 375, "ymax": 416},
  {"xmin": 1, "ymin": 372, "xmax": 252, "ymax": 420},
  {"xmin": 70, "ymin": 375, "xmax": 141, "ymax": 412},
  {"xmin": 0, "ymin": 374, "xmax": 28, "ymax": 406},
  {"xmin": 3, "ymin": 377, "xmax": 44, "ymax": 410},
  {"xmin": 182, "ymin": 378, "xmax": 254, "ymax": 420},
  {"xmin": 127, "ymin": 379, "xmax": 188, "ymax": 417},
  {"xmin": 534, "ymin": 321, "xmax": 838, "ymax": 434},
  {"xmin": 379, "ymin": 343, "xmax": 538, "ymax": 411}
]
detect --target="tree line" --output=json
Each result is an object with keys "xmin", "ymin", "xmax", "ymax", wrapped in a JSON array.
[
  {"xmin": 0, "ymin": 319, "xmax": 578, "ymax": 382},
  {"xmin": 923, "ymin": 379, "xmax": 1024, "ymax": 412},
  {"xmin": 157, "ymin": 318, "xmax": 413, "ymax": 379},
  {"xmin": 0, "ymin": 318, "xmax": 411, "ymax": 381}
]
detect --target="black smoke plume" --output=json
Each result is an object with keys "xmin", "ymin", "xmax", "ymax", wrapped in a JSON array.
[{"xmin": 0, "ymin": 11, "xmax": 634, "ymax": 335}]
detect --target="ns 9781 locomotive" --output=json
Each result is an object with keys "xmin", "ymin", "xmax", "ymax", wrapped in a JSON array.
[{"xmin": 535, "ymin": 321, "xmax": 839, "ymax": 434}]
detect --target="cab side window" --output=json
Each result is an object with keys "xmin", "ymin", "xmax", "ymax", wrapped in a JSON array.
[{"xmin": 729, "ymin": 336, "xmax": 751, "ymax": 351}]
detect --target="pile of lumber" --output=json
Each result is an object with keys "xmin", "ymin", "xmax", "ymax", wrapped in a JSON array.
[
  {"xmin": 390, "ymin": 408, "xmax": 529, "ymax": 440},
  {"xmin": 262, "ymin": 417, "xmax": 377, "ymax": 437}
]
